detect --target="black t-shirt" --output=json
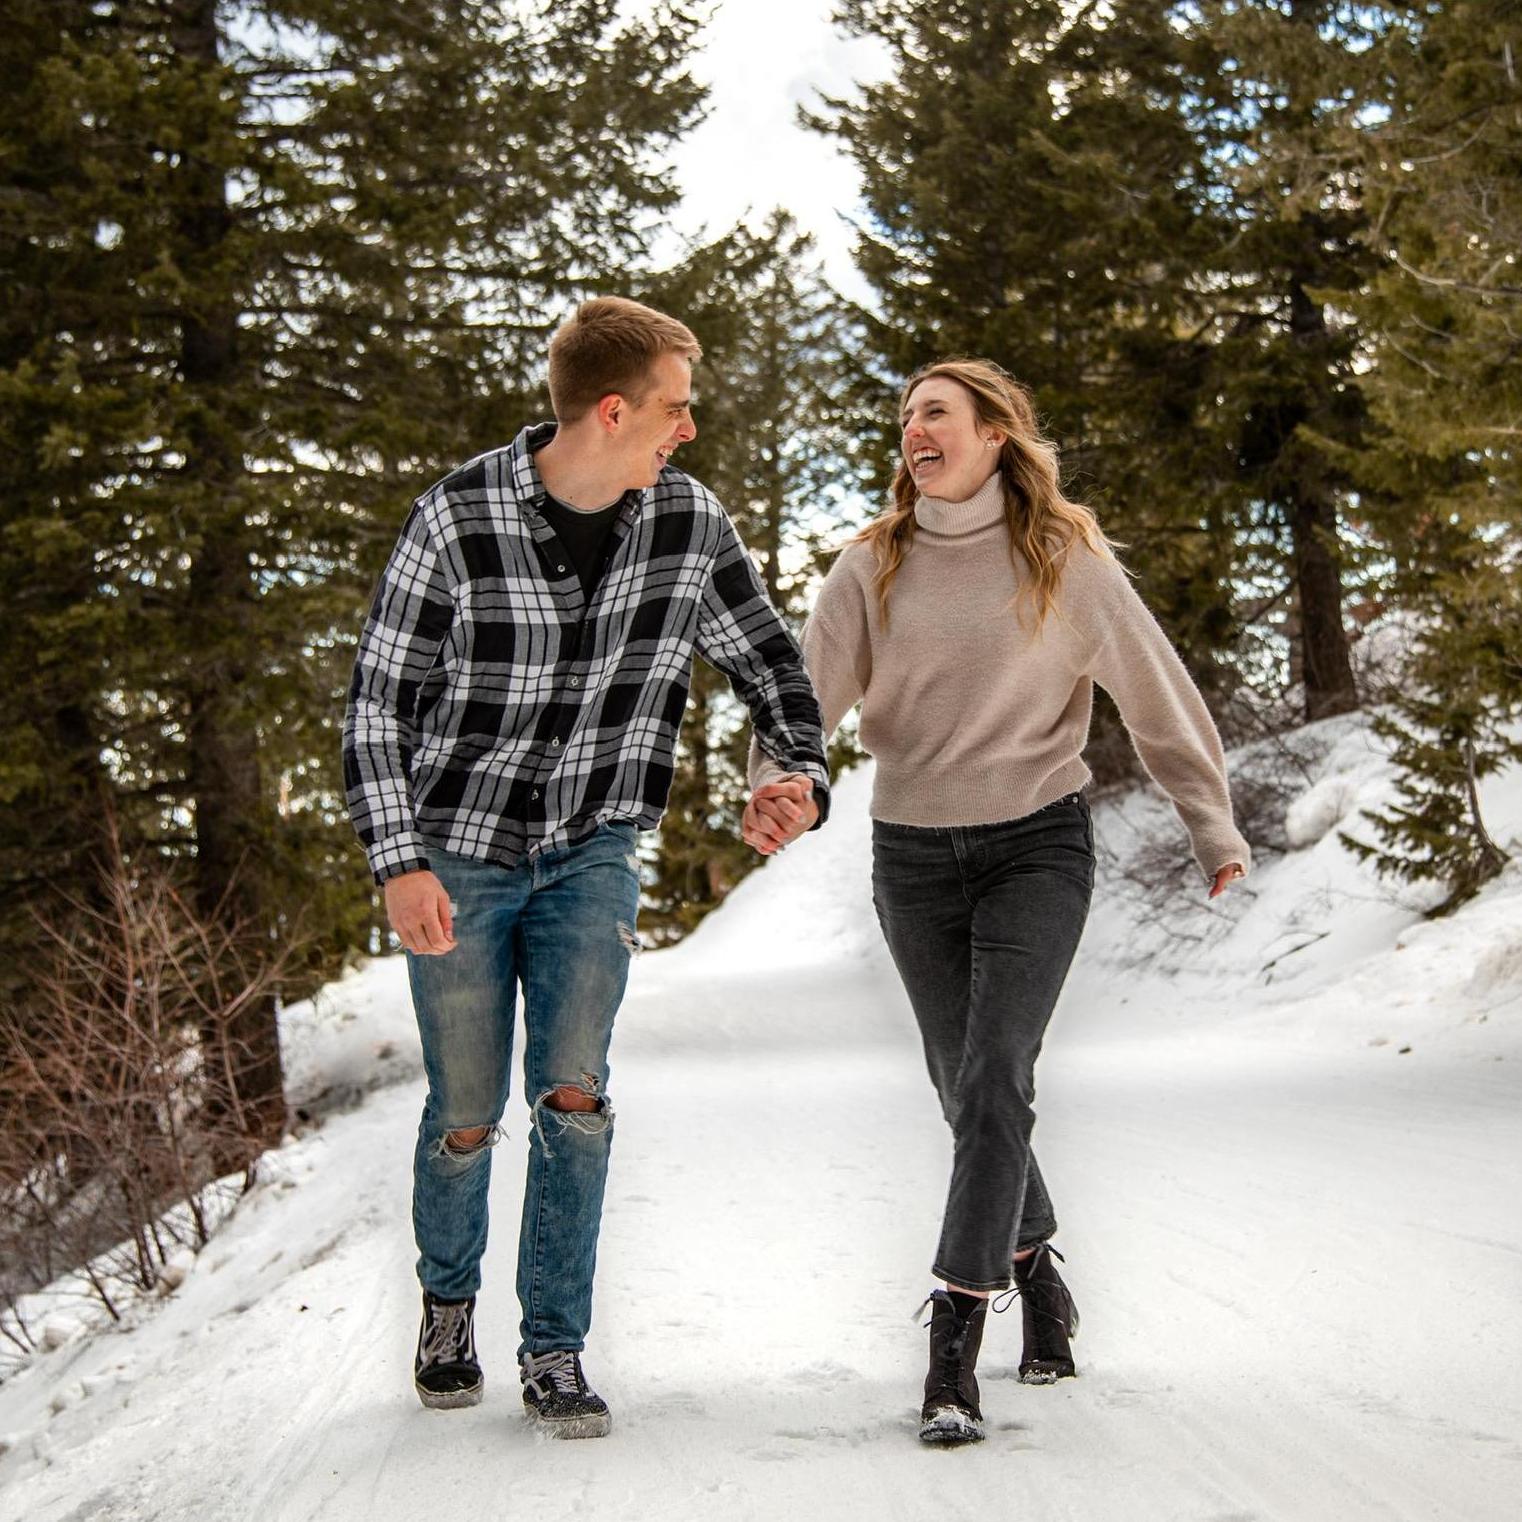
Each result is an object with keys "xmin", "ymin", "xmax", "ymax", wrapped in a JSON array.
[{"xmin": 538, "ymin": 494, "xmax": 623, "ymax": 599}]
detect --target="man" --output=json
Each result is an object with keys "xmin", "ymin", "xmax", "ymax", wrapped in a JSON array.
[{"xmin": 342, "ymin": 297, "xmax": 826, "ymax": 1437}]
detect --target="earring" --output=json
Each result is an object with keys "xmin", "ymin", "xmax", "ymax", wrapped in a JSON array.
[{"xmin": 985, "ymin": 439, "xmax": 998, "ymax": 449}]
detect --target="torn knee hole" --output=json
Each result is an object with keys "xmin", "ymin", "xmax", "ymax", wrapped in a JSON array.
[
  {"xmin": 442, "ymin": 1124, "xmax": 496, "ymax": 1158},
  {"xmin": 531, "ymin": 1076, "xmax": 613, "ymax": 1156},
  {"xmin": 617, "ymin": 921, "xmax": 642, "ymax": 955},
  {"xmin": 544, "ymin": 1084, "xmax": 600, "ymax": 1114}
]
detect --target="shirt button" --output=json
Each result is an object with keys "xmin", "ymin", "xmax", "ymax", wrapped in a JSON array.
[
  {"xmin": 531, "ymin": 789, "xmax": 540, "ymax": 800},
  {"xmin": 550, "ymin": 738, "xmax": 561, "ymax": 749},
  {"xmin": 570, "ymin": 676, "xmax": 581, "ymax": 688},
  {"xmin": 556, "ymin": 564, "xmax": 567, "ymax": 573}
]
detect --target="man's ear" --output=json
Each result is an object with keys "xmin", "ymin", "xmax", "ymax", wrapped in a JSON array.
[{"xmin": 595, "ymin": 392, "xmax": 624, "ymax": 433}]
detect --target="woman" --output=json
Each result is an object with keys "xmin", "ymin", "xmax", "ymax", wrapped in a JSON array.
[{"xmin": 744, "ymin": 359, "xmax": 1250, "ymax": 1446}]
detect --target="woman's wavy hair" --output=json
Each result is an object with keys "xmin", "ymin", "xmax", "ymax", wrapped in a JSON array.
[{"xmin": 854, "ymin": 358, "xmax": 1119, "ymax": 630}]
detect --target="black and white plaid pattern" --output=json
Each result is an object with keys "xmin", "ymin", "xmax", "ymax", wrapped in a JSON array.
[{"xmin": 343, "ymin": 422, "xmax": 830, "ymax": 883}]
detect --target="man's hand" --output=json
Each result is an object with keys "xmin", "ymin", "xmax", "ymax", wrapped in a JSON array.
[
  {"xmin": 385, "ymin": 868, "xmax": 457, "ymax": 955},
  {"xmin": 1208, "ymin": 863, "xmax": 1246, "ymax": 900},
  {"xmin": 742, "ymin": 775, "xmax": 818, "ymax": 856}
]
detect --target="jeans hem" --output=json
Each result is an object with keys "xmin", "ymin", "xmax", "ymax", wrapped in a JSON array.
[
  {"xmin": 1015, "ymin": 1226, "xmax": 1058, "ymax": 1252},
  {"xmin": 931, "ymin": 1263, "xmax": 1016, "ymax": 1293},
  {"xmin": 516, "ymin": 1337, "xmax": 588, "ymax": 1361},
  {"xmin": 419, "ymin": 1273, "xmax": 482, "ymax": 1301}
]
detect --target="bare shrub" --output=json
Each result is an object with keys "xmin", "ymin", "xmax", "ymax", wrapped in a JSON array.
[
  {"xmin": 0, "ymin": 823, "xmax": 297, "ymax": 1362},
  {"xmin": 1092, "ymin": 723, "xmax": 1335, "ymax": 966}
]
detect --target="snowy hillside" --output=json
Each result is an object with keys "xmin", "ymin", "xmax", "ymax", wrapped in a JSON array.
[{"xmin": 3, "ymin": 715, "xmax": 1520, "ymax": 1522}]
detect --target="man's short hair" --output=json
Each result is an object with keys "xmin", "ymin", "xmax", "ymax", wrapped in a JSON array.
[{"xmin": 547, "ymin": 297, "xmax": 702, "ymax": 424}]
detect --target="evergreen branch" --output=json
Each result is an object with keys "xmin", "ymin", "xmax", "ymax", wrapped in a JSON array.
[
  {"xmin": 241, "ymin": 305, "xmax": 534, "ymax": 332},
  {"xmin": 235, "ymin": 65, "xmax": 354, "ymax": 80},
  {"xmin": 1399, "ymin": 112, "xmax": 1496, "ymax": 168},
  {"xmin": 1390, "ymin": 254, "xmax": 1522, "ymax": 300},
  {"xmin": 1384, "ymin": 336, "xmax": 1447, "ymax": 383}
]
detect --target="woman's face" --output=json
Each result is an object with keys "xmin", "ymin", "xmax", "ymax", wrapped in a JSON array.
[{"xmin": 901, "ymin": 376, "xmax": 1001, "ymax": 502}]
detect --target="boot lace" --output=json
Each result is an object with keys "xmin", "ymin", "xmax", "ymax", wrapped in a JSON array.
[
  {"xmin": 915, "ymin": 1290, "xmax": 979, "ymax": 1401},
  {"xmin": 523, "ymin": 1349, "xmax": 586, "ymax": 1397},
  {"xmin": 420, "ymin": 1300, "xmax": 471, "ymax": 1367},
  {"xmin": 1001, "ymin": 1243, "xmax": 1079, "ymax": 1334}
]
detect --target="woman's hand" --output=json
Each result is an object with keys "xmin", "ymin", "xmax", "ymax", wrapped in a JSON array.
[
  {"xmin": 742, "ymin": 775, "xmax": 818, "ymax": 855},
  {"xmin": 1208, "ymin": 863, "xmax": 1246, "ymax": 900}
]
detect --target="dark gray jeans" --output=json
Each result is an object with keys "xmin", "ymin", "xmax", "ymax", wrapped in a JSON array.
[{"xmin": 871, "ymin": 794, "xmax": 1094, "ymax": 1291}]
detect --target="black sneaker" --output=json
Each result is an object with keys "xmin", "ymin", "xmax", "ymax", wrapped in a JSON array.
[
  {"xmin": 1014, "ymin": 1243, "xmax": 1079, "ymax": 1383},
  {"xmin": 414, "ymin": 1291, "xmax": 483, "ymax": 1409},
  {"xmin": 520, "ymin": 1350, "xmax": 612, "ymax": 1439},
  {"xmin": 918, "ymin": 1290, "xmax": 988, "ymax": 1445}
]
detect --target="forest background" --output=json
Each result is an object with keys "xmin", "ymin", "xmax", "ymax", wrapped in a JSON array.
[{"xmin": 1, "ymin": 0, "xmax": 1518, "ymax": 1332}]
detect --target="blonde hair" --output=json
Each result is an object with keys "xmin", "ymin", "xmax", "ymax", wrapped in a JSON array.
[
  {"xmin": 855, "ymin": 358, "xmax": 1118, "ymax": 629},
  {"xmin": 547, "ymin": 296, "xmax": 702, "ymax": 424}
]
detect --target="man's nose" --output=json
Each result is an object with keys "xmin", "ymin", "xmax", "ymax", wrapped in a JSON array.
[{"xmin": 680, "ymin": 415, "xmax": 697, "ymax": 444}]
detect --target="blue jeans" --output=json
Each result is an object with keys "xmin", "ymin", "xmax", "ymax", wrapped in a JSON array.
[
  {"xmin": 871, "ymin": 795, "xmax": 1094, "ymax": 1291},
  {"xmin": 405, "ymin": 823, "xmax": 641, "ymax": 1357}
]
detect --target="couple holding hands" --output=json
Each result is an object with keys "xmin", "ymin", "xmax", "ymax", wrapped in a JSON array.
[{"xmin": 342, "ymin": 296, "xmax": 1249, "ymax": 1447}]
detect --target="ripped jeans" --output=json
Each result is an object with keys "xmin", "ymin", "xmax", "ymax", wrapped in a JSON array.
[{"xmin": 406, "ymin": 822, "xmax": 641, "ymax": 1357}]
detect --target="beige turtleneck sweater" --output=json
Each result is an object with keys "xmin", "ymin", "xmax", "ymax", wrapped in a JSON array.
[{"xmin": 749, "ymin": 472, "xmax": 1251, "ymax": 878}]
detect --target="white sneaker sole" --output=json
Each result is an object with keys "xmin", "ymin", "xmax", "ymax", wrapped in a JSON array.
[{"xmin": 525, "ymin": 1408, "xmax": 612, "ymax": 1440}]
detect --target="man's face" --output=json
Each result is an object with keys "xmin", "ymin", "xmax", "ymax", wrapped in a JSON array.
[{"xmin": 612, "ymin": 349, "xmax": 698, "ymax": 488}]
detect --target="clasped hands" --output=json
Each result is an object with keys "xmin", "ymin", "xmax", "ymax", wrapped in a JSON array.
[{"xmin": 741, "ymin": 773, "xmax": 818, "ymax": 857}]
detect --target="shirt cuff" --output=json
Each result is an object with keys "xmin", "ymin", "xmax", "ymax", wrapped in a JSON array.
[
  {"xmin": 367, "ymin": 832, "xmax": 433, "ymax": 885},
  {"xmin": 795, "ymin": 760, "xmax": 831, "ymax": 828}
]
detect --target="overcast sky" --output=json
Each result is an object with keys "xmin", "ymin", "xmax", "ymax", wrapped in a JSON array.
[{"xmin": 649, "ymin": 0, "xmax": 890, "ymax": 302}]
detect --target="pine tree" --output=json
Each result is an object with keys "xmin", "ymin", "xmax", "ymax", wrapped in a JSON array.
[
  {"xmin": 815, "ymin": 0, "xmax": 1411, "ymax": 727},
  {"xmin": 810, "ymin": 0, "xmax": 1249, "ymax": 725},
  {"xmin": 1342, "ymin": 546, "xmax": 1520, "ymax": 911},
  {"xmin": 637, "ymin": 214, "xmax": 868, "ymax": 941},
  {"xmin": 0, "ymin": 0, "xmax": 703, "ymax": 1145},
  {"xmin": 1187, "ymin": 0, "xmax": 1392, "ymax": 721},
  {"xmin": 1335, "ymin": 1, "xmax": 1522, "ymax": 905}
]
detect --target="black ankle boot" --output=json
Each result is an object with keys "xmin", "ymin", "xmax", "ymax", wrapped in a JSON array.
[
  {"xmin": 1014, "ymin": 1244, "xmax": 1079, "ymax": 1383},
  {"xmin": 919, "ymin": 1290, "xmax": 989, "ymax": 1444}
]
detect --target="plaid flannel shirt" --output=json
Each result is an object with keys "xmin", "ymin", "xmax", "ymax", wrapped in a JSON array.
[{"xmin": 342, "ymin": 422, "xmax": 831, "ymax": 883}]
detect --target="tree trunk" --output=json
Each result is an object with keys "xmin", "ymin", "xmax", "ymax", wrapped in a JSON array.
[
  {"xmin": 1287, "ymin": 277, "xmax": 1358, "ymax": 721},
  {"xmin": 172, "ymin": 0, "xmax": 284, "ymax": 1154},
  {"xmin": 752, "ymin": 282, "xmax": 785, "ymax": 607},
  {"xmin": 1289, "ymin": 490, "xmax": 1358, "ymax": 720}
]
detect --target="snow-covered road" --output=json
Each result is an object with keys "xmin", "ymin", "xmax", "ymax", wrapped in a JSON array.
[{"xmin": 4, "ymin": 742, "xmax": 1520, "ymax": 1521}]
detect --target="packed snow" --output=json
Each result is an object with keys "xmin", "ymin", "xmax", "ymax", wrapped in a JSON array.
[{"xmin": 3, "ymin": 714, "xmax": 1520, "ymax": 1522}]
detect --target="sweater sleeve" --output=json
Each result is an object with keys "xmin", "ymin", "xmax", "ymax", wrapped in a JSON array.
[
  {"xmin": 1089, "ymin": 576, "xmax": 1252, "ymax": 880},
  {"xmin": 747, "ymin": 556, "xmax": 872, "ymax": 792}
]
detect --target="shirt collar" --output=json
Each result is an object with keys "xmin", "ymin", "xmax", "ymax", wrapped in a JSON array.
[
  {"xmin": 508, "ymin": 421, "xmax": 560, "ymax": 508},
  {"xmin": 507, "ymin": 420, "xmax": 645, "ymax": 518}
]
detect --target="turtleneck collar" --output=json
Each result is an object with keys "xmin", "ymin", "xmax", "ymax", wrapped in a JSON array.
[{"xmin": 914, "ymin": 470, "xmax": 1006, "ymax": 536}]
